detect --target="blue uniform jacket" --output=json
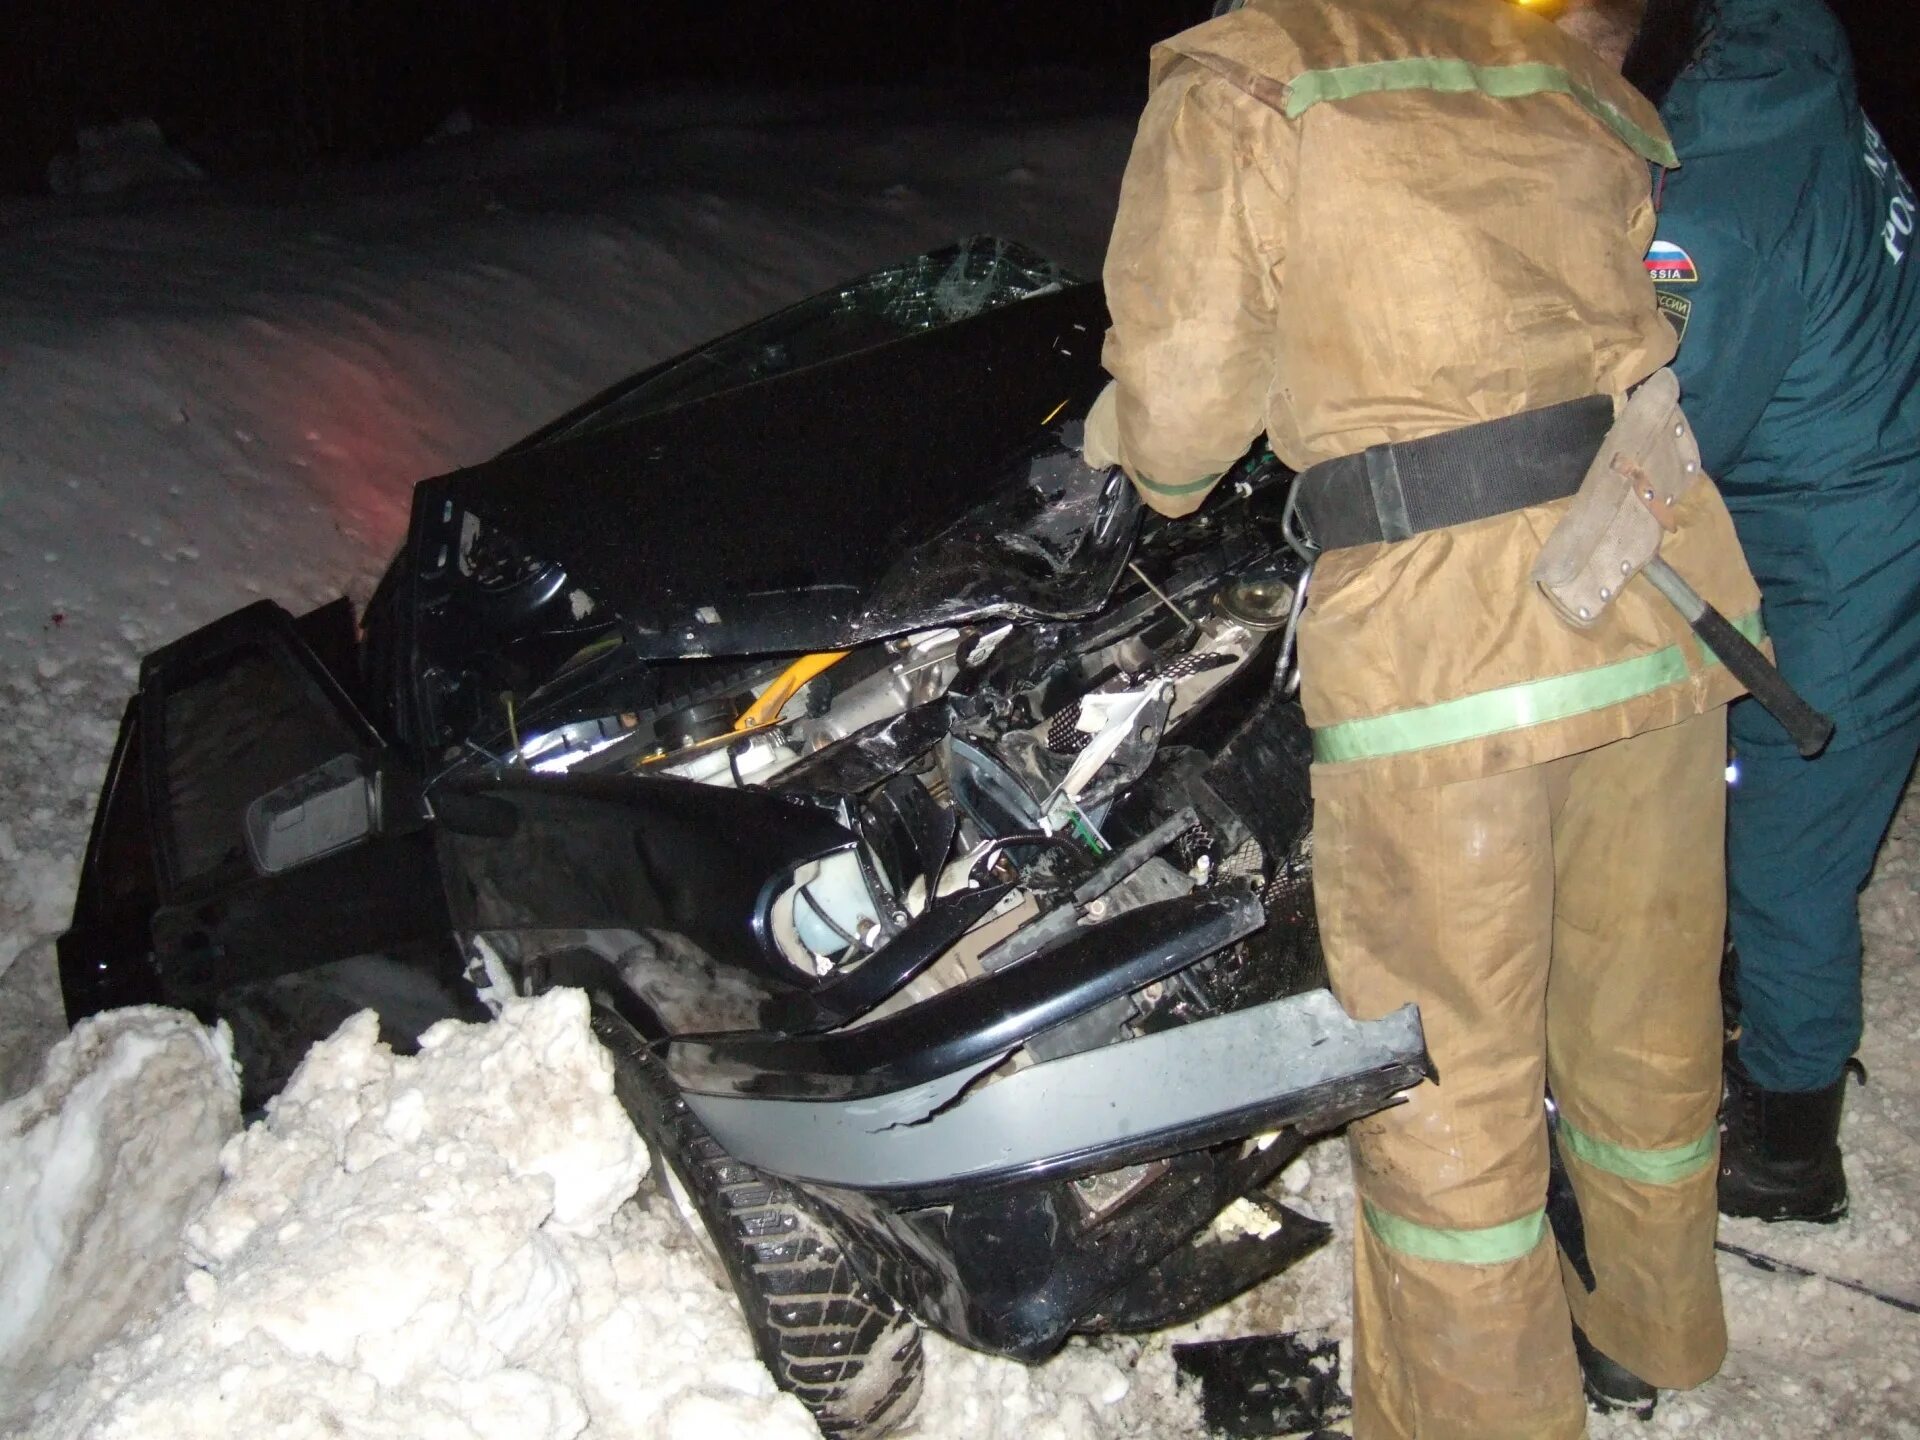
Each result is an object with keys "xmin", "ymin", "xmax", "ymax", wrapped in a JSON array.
[{"xmin": 1655, "ymin": 0, "xmax": 1920, "ymax": 753}]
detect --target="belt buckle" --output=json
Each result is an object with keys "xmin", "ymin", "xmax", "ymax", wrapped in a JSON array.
[{"xmin": 1281, "ymin": 472, "xmax": 1321, "ymax": 564}]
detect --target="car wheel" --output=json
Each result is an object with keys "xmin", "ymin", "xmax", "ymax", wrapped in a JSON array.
[{"xmin": 591, "ymin": 1006, "xmax": 924, "ymax": 1439}]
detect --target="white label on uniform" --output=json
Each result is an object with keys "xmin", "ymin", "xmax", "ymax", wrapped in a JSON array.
[{"xmin": 1864, "ymin": 119, "xmax": 1916, "ymax": 265}]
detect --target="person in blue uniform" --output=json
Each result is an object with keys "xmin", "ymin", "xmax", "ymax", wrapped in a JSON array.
[{"xmin": 1649, "ymin": 0, "xmax": 1920, "ymax": 1222}]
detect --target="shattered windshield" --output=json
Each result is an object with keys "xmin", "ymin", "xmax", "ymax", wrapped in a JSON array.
[{"xmin": 544, "ymin": 237, "xmax": 1075, "ymax": 438}]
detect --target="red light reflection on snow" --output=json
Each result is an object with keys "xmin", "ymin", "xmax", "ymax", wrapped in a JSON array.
[{"xmin": 273, "ymin": 332, "xmax": 465, "ymax": 560}]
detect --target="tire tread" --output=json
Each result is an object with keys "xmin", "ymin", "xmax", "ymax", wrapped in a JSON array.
[{"xmin": 593, "ymin": 1010, "xmax": 923, "ymax": 1439}]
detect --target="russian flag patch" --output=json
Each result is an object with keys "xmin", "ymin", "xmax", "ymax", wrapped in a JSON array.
[{"xmin": 1645, "ymin": 240, "xmax": 1699, "ymax": 284}]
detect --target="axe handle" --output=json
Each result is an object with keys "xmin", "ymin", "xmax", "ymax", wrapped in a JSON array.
[{"xmin": 1643, "ymin": 558, "xmax": 1835, "ymax": 758}]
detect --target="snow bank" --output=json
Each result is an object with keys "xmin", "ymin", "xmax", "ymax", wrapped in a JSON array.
[
  {"xmin": 0, "ymin": 943, "xmax": 67, "ymax": 1106},
  {"xmin": 45, "ymin": 120, "xmax": 205, "ymax": 197},
  {"xmin": 0, "ymin": 1008, "xmax": 238, "ymax": 1422},
  {"xmin": 21, "ymin": 989, "xmax": 818, "ymax": 1440}
]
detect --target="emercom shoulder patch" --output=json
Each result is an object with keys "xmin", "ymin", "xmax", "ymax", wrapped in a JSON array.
[
  {"xmin": 1656, "ymin": 290, "xmax": 1692, "ymax": 345},
  {"xmin": 1646, "ymin": 240, "xmax": 1699, "ymax": 284}
]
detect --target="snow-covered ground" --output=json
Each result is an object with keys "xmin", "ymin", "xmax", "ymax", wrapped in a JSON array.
[{"xmin": 1, "ymin": 80, "xmax": 1917, "ymax": 1438}]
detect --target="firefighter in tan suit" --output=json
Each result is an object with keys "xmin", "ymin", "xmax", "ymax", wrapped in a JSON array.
[{"xmin": 1086, "ymin": 0, "xmax": 1759, "ymax": 1434}]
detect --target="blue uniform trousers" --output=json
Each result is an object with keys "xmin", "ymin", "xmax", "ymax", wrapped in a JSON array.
[{"xmin": 1728, "ymin": 709, "xmax": 1920, "ymax": 1092}]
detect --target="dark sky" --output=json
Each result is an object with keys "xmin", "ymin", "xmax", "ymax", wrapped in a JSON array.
[
  {"xmin": 0, "ymin": 0, "xmax": 1912, "ymax": 192},
  {"xmin": 0, "ymin": 1, "xmax": 1195, "ymax": 192},
  {"xmin": 1824, "ymin": 0, "xmax": 1919, "ymax": 165}
]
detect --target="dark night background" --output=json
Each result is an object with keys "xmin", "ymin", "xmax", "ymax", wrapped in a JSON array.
[
  {"xmin": 0, "ymin": 0, "xmax": 1912, "ymax": 195},
  {"xmin": 0, "ymin": 1, "xmax": 1194, "ymax": 195}
]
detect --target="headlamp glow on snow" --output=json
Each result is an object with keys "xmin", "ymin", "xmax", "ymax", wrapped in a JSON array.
[{"xmin": 1508, "ymin": 0, "xmax": 1571, "ymax": 18}]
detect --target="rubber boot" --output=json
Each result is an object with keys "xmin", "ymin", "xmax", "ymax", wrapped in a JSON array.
[
  {"xmin": 1718, "ymin": 1057, "xmax": 1861, "ymax": 1224},
  {"xmin": 1572, "ymin": 1323, "xmax": 1657, "ymax": 1422}
]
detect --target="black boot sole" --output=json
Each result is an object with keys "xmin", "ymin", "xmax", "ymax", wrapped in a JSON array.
[
  {"xmin": 1719, "ymin": 1156, "xmax": 1849, "ymax": 1225},
  {"xmin": 1572, "ymin": 1324, "xmax": 1658, "ymax": 1422},
  {"xmin": 1584, "ymin": 1383, "xmax": 1658, "ymax": 1422},
  {"xmin": 1718, "ymin": 1189, "xmax": 1849, "ymax": 1225}
]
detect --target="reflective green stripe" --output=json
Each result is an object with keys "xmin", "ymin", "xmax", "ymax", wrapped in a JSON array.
[
  {"xmin": 1315, "ymin": 645, "xmax": 1686, "ymax": 763},
  {"xmin": 1364, "ymin": 1202, "xmax": 1546, "ymax": 1266},
  {"xmin": 1559, "ymin": 1117, "xmax": 1716, "ymax": 1185},
  {"xmin": 1285, "ymin": 59, "xmax": 1678, "ymax": 168},
  {"xmin": 1312, "ymin": 609, "xmax": 1764, "ymax": 765},
  {"xmin": 1134, "ymin": 471, "xmax": 1221, "ymax": 496}
]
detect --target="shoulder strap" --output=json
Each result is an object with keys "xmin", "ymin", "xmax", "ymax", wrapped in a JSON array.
[{"xmin": 1154, "ymin": 0, "xmax": 1677, "ymax": 166}]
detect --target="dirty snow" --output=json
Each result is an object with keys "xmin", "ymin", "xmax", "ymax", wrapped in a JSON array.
[
  {"xmin": 0, "ymin": 79, "xmax": 1916, "ymax": 1438},
  {"xmin": 0, "ymin": 1008, "xmax": 238, "ymax": 1422},
  {"xmin": 17, "ymin": 989, "xmax": 820, "ymax": 1440}
]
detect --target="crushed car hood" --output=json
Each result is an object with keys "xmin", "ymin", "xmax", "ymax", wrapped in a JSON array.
[{"xmin": 427, "ymin": 281, "xmax": 1129, "ymax": 660}]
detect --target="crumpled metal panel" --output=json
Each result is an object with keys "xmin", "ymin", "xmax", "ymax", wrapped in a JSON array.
[{"xmin": 681, "ymin": 989, "xmax": 1427, "ymax": 1193}]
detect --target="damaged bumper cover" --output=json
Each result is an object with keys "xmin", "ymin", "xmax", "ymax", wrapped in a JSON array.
[{"xmin": 678, "ymin": 988, "xmax": 1428, "ymax": 1196}]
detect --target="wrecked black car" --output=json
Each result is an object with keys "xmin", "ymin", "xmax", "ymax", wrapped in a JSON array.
[{"xmin": 58, "ymin": 238, "xmax": 1427, "ymax": 1438}]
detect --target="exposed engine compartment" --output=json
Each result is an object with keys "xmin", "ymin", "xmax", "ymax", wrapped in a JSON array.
[
  {"xmin": 495, "ymin": 549, "xmax": 1297, "ymax": 983},
  {"xmin": 489, "ymin": 537, "xmax": 1314, "ymax": 1049}
]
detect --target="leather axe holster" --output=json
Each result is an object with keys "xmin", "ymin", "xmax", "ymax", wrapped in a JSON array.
[{"xmin": 1531, "ymin": 368, "xmax": 1698, "ymax": 628}]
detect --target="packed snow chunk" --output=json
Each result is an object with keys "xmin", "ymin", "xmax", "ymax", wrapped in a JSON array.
[
  {"xmin": 0, "ymin": 1007, "xmax": 239, "ymax": 1421},
  {"xmin": 913, "ymin": 1334, "xmax": 1144, "ymax": 1440},
  {"xmin": 26, "ymin": 989, "xmax": 817, "ymax": 1440}
]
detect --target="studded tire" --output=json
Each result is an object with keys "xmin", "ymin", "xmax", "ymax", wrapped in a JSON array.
[{"xmin": 592, "ymin": 1007, "xmax": 924, "ymax": 1439}]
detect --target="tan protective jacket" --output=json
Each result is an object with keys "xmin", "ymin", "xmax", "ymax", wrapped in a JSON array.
[{"xmin": 1099, "ymin": 0, "xmax": 1759, "ymax": 791}]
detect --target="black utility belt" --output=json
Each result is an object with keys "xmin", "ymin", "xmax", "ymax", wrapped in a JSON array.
[{"xmin": 1293, "ymin": 394, "xmax": 1615, "ymax": 552}]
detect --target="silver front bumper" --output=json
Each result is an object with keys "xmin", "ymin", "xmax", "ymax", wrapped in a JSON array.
[{"xmin": 683, "ymin": 988, "xmax": 1426, "ymax": 1192}]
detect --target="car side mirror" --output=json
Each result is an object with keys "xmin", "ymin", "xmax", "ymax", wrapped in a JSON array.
[{"xmin": 244, "ymin": 754, "xmax": 376, "ymax": 874}]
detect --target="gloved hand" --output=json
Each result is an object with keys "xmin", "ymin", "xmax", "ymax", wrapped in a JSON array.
[{"xmin": 1080, "ymin": 381, "xmax": 1123, "ymax": 472}]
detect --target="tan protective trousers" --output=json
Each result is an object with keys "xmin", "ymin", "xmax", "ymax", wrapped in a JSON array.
[{"xmin": 1314, "ymin": 710, "xmax": 1729, "ymax": 1440}]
